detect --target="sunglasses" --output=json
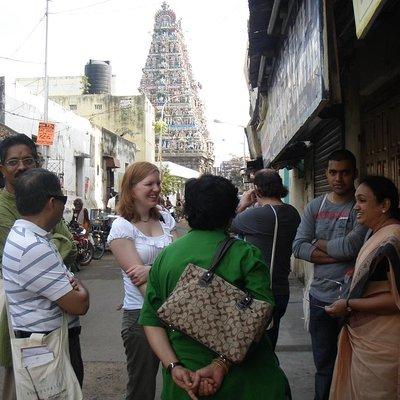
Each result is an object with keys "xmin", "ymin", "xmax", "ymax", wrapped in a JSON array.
[{"xmin": 48, "ymin": 194, "xmax": 68, "ymax": 205}]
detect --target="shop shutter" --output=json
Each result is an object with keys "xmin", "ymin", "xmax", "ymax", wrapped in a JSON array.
[{"xmin": 313, "ymin": 119, "xmax": 343, "ymax": 197}]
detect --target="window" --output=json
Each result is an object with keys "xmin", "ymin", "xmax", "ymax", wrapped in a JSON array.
[
  {"xmin": 94, "ymin": 104, "xmax": 102, "ymax": 110},
  {"xmin": 69, "ymin": 104, "xmax": 77, "ymax": 110}
]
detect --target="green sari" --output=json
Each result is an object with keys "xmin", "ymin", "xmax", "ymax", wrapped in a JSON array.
[{"xmin": 140, "ymin": 229, "xmax": 289, "ymax": 399}]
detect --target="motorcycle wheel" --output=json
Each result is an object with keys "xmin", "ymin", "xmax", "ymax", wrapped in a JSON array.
[
  {"xmin": 80, "ymin": 242, "xmax": 94, "ymax": 266},
  {"xmin": 92, "ymin": 241, "xmax": 105, "ymax": 260}
]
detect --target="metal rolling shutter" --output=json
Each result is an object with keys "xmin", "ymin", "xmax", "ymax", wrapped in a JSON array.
[{"xmin": 313, "ymin": 120, "xmax": 343, "ymax": 197}]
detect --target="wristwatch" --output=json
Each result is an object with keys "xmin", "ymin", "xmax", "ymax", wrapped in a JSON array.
[{"xmin": 166, "ymin": 361, "xmax": 183, "ymax": 374}]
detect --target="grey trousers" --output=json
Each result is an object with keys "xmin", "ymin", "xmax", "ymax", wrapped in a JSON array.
[{"xmin": 121, "ymin": 309, "xmax": 159, "ymax": 400}]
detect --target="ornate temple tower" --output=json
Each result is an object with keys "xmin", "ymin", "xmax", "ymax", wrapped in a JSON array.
[{"xmin": 140, "ymin": 2, "xmax": 214, "ymax": 173}]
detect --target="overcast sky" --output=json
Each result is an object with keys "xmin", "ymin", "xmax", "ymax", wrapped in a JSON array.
[{"xmin": 0, "ymin": 0, "xmax": 250, "ymax": 165}]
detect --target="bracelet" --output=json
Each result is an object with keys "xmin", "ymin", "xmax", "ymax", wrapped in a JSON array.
[
  {"xmin": 166, "ymin": 361, "xmax": 183, "ymax": 374},
  {"xmin": 211, "ymin": 356, "xmax": 231, "ymax": 375}
]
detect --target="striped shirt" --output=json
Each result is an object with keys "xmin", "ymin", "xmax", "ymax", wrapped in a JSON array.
[{"xmin": 2, "ymin": 219, "xmax": 79, "ymax": 332}]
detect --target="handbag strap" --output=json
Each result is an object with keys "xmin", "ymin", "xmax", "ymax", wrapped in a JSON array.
[
  {"xmin": 268, "ymin": 205, "xmax": 278, "ymax": 290},
  {"xmin": 199, "ymin": 237, "xmax": 236, "ymax": 286}
]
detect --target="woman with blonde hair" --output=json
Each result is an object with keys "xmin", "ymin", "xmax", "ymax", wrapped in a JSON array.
[{"xmin": 108, "ymin": 162, "xmax": 177, "ymax": 400}]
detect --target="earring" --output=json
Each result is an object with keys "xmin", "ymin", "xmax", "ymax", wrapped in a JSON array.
[{"xmin": 382, "ymin": 210, "xmax": 386, "ymax": 213}]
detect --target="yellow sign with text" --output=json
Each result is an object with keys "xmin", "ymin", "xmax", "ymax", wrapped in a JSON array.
[
  {"xmin": 352, "ymin": 0, "xmax": 387, "ymax": 39},
  {"xmin": 36, "ymin": 122, "xmax": 55, "ymax": 146}
]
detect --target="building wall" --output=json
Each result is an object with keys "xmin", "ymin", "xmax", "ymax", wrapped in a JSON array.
[
  {"xmin": 102, "ymin": 129, "xmax": 136, "ymax": 203},
  {"xmin": 4, "ymin": 83, "xmax": 137, "ymax": 218},
  {"xmin": 16, "ymin": 76, "xmax": 85, "ymax": 96},
  {"xmin": 50, "ymin": 94, "xmax": 155, "ymax": 163}
]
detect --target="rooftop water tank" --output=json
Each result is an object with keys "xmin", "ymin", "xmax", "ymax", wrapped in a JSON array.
[{"xmin": 84, "ymin": 60, "xmax": 111, "ymax": 94}]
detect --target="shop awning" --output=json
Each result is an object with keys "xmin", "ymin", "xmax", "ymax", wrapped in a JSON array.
[{"xmin": 103, "ymin": 155, "xmax": 121, "ymax": 169}]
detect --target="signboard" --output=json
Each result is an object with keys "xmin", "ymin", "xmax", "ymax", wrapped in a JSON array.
[
  {"xmin": 352, "ymin": 0, "xmax": 387, "ymax": 39},
  {"xmin": 36, "ymin": 122, "xmax": 55, "ymax": 146},
  {"xmin": 261, "ymin": 0, "xmax": 328, "ymax": 166}
]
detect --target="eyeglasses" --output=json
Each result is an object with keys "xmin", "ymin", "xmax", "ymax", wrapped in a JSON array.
[
  {"xmin": 48, "ymin": 194, "xmax": 68, "ymax": 205},
  {"xmin": 304, "ymin": 277, "xmax": 350, "ymax": 309},
  {"xmin": 2, "ymin": 157, "xmax": 37, "ymax": 168}
]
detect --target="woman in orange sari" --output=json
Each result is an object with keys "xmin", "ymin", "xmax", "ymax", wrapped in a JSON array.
[{"xmin": 326, "ymin": 175, "xmax": 400, "ymax": 400}]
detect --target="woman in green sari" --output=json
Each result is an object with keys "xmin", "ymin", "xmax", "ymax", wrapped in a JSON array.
[{"xmin": 139, "ymin": 175, "xmax": 290, "ymax": 399}]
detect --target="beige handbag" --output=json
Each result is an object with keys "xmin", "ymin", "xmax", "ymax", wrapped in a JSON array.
[
  {"xmin": 5, "ymin": 299, "xmax": 83, "ymax": 400},
  {"xmin": 157, "ymin": 237, "xmax": 274, "ymax": 363}
]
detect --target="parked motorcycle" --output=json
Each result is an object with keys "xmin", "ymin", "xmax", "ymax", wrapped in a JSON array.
[
  {"xmin": 69, "ymin": 222, "xmax": 94, "ymax": 266},
  {"xmin": 89, "ymin": 210, "xmax": 115, "ymax": 260},
  {"xmin": 91, "ymin": 224, "xmax": 106, "ymax": 260}
]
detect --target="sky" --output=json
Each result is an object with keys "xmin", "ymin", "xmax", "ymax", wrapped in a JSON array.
[{"xmin": 0, "ymin": 0, "xmax": 250, "ymax": 165}]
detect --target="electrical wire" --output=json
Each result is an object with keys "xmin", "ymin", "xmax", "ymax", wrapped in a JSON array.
[
  {"xmin": 10, "ymin": 14, "xmax": 46, "ymax": 56},
  {"xmin": 50, "ymin": 0, "xmax": 114, "ymax": 14},
  {"xmin": 0, "ymin": 56, "xmax": 43, "ymax": 64},
  {"xmin": 4, "ymin": 110, "xmax": 60, "ymax": 123}
]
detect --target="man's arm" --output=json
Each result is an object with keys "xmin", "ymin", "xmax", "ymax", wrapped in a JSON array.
[
  {"xmin": 0, "ymin": 211, "xmax": 17, "ymax": 261},
  {"xmin": 323, "ymin": 223, "xmax": 367, "ymax": 260},
  {"xmin": 292, "ymin": 201, "xmax": 340, "ymax": 265},
  {"xmin": 56, "ymin": 278, "xmax": 89, "ymax": 315}
]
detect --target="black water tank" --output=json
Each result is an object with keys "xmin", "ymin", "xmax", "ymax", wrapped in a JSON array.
[{"xmin": 84, "ymin": 60, "xmax": 111, "ymax": 94}]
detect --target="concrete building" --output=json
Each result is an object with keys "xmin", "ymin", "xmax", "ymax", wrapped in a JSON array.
[
  {"xmin": 219, "ymin": 157, "xmax": 247, "ymax": 192},
  {"xmin": 2, "ymin": 80, "xmax": 136, "ymax": 217},
  {"xmin": 15, "ymin": 60, "xmax": 155, "ymax": 163},
  {"xmin": 16, "ymin": 76, "xmax": 87, "ymax": 97},
  {"xmin": 49, "ymin": 93, "xmax": 155, "ymax": 163},
  {"xmin": 245, "ymin": 0, "xmax": 400, "ymax": 278}
]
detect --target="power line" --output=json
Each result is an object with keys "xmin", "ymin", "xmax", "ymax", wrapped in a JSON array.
[
  {"xmin": 10, "ymin": 14, "xmax": 46, "ymax": 56},
  {"xmin": 50, "ymin": 0, "xmax": 114, "ymax": 14},
  {"xmin": 4, "ymin": 110, "xmax": 61, "ymax": 123},
  {"xmin": 0, "ymin": 56, "xmax": 43, "ymax": 64}
]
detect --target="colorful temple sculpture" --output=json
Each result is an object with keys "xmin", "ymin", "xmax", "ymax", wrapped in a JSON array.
[{"xmin": 140, "ymin": 2, "xmax": 214, "ymax": 173}]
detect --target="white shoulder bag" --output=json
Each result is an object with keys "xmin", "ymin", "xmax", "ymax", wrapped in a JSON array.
[
  {"xmin": 5, "ymin": 299, "xmax": 83, "ymax": 400},
  {"xmin": 266, "ymin": 205, "xmax": 279, "ymax": 330}
]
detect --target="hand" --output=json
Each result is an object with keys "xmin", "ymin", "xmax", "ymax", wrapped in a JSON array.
[
  {"xmin": 69, "ymin": 277, "xmax": 79, "ymax": 291},
  {"xmin": 194, "ymin": 362, "xmax": 226, "ymax": 397},
  {"xmin": 237, "ymin": 189, "xmax": 256, "ymax": 213},
  {"xmin": 126, "ymin": 265, "xmax": 150, "ymax": 286},
  {"xmin": 171, "ymin": 366, "xmax": 199, "ymax": 400},
  {"xmin": 325, "ymin": 299, "xmax": 349, "ymax": 317},
  {"xmin": 345, "ymin": 267, "xmax": 355, "ymax": 281}
]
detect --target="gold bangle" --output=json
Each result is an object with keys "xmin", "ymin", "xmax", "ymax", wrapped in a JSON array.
[{"xmin": 211, "ymin": 357, "xmax": 230, "ymax": 374}]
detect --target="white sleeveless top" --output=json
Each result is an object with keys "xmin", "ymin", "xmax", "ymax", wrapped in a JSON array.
[{"xmin": 108, "ymin": 211, "xmax": 175, "ymax": 310}]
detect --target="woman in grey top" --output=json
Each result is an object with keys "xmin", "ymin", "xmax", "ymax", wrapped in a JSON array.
[{"xmin": 231, "ymin": 169, "xmax": 300, "ymax": 350}]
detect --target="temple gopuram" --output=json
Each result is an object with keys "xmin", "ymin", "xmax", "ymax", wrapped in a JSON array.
[{"xmin": 140, "ymin": 2, "xmax": 214, "ymax": 173}]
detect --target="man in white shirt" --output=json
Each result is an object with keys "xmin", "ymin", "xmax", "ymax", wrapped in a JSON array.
[{"xmin": 2, "ymin": 168, "xmax": 89, "ymax": 386}]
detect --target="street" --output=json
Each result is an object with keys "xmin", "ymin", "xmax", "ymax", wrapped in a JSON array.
[{"xmin": 0, "ymin": 252, "xmax": 314, "ymax": 399}]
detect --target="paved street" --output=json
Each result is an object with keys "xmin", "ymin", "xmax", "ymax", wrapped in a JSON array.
[{"xmin": 0, "ymin": 252, "xmax": 314, "ymax": 399}]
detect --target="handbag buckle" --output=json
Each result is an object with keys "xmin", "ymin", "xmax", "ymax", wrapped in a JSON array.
[
  {"xmin": 236, "ymin": 293, "xmax": 253, "ymax": 310},
  {"xmin": 198, "ymin": 271, "xmax": 213, "ymax": 287}
]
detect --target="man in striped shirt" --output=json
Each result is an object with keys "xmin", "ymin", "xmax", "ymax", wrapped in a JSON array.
[{"xmin": 2, "ymin": 168, "xmax": 89, "ymax": 386}]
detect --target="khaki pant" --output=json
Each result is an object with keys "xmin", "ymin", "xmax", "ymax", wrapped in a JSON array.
[{"xmin": 121, "ymin": 309, "xmax": 159, "ymax": 400}]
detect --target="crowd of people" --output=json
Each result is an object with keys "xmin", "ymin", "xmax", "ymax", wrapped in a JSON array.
[{"xmin": 0, "ymin": 134, "xmax": 399, "ymax": 400}]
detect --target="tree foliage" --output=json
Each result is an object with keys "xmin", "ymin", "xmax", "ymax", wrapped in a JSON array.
[
  {"xmin": 153, "ymin": 119, "xmax": 167, "ymax": 137},
  {"xmin": 161, "ymin": 166, "xmax": 183, "ymax": 196}
]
